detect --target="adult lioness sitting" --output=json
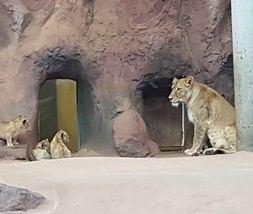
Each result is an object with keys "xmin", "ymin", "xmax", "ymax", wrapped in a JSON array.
[
  {"xmin": 0, "ymin": 115, "xmax": 30, "ymax": 147},
  {"xmin": 168, "ymin": 75, "xmax": 237, "ymax": 155},
  {"xmin": 50, "ymin": 129, "xmax": 72, "ymax": 159}
]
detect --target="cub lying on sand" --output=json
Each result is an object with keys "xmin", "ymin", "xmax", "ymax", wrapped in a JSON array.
[
  {"xmin": 35, "ymin": 138, "xmax": 51, "ymax": 153},
  {"xmin": 50, "ymin": 129, "xmax": 72, "ymax": 159},
  {"xmin": 168, "ymin": 75, "xmax": 237, "ymax": 155},
  {"xmin": 0, "ymin": 115, "xmax": 29, "ymax": 147},
  {"xmin": 31, "ymin": 139, "xmax": 51, "ymax": 160}
]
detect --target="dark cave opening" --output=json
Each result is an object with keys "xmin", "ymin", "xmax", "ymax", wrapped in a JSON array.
[
  {"xmin": 37, "ymin": 58, "xmax": 97, "ymax": 153},
  {"xmin": 39, "ymin": 79, "xmax": 78, "ymax": 152},
  {"xmin": 139, "ymin": 77, "xmax": 193, "ymax": 151},
  {"xmin": 142, "ymin": 78, "xmax": 172, "ymax": 100}
]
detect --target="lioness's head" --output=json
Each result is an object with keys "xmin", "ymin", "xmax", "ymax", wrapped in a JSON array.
[
  {"xmin": 15, "ymin": 115, "xmax": 30, "ymax": 130},
  {"xmin": 57, "ymin": 129, "xmax": 70, "ymax": 143},
  {"xmin": 168, "ymin": 75, "xmax": 194, "ymax": 107}
]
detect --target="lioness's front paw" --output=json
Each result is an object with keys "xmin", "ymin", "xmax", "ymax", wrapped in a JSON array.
[
  {"xmin": 184, "ymin": 149, "xmax": 195, "ymax": 156},
  {"xmin": 7, "ymin": 143, "xmax": 14, "ymax": 147}
]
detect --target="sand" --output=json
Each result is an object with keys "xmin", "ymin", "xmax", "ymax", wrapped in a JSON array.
[{"xmin": 1, "ymin": 152, "xmax": 253, "ymax": 213}]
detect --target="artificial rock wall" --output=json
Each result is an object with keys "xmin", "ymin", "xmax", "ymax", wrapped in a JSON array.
[{"xmin": 0, "ymin": 0, "xmax": 233, "ymax": 159}]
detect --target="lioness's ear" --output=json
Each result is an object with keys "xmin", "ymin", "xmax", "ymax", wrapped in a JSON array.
[
  {"xmin": 61, "ymin": 132, "xmax": 64, "ymax": 139},
  {"xmin": 172, "ymin": 77, "xmax": 178, "ymax": 86},
  {"xmin": 172, "ymin": 77, "xmax": 178, "ymax": 84},
  {"xmin": 184, "ymin": 75, "xmax": 194, "ymax": 86}
]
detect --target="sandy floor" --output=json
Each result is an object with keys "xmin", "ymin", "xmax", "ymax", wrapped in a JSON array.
[{"xmin": 1, "ymin": 152, "xmax": 253, "ymax": 213}]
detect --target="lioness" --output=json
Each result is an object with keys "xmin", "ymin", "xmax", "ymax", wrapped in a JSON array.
[
  {"xmin": 168, "ymin": 75, "xmax": 237, "ymax": 155},
  {"xmin": 0, "ymin": 115, "xmax": 29, "ymax": 147},
  {"xmin": 50, "ymin": 129, "xmax": 72, "ymax": 159},
  {"xmin": 31, "ymin": 139, "xmax": 51, "ymax": 160}
]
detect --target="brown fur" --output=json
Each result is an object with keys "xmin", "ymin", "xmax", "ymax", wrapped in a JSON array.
[
  {"xmin": 168, "ymin": 75, "xmax": 237, "ymax": 155},
  {"xmin": 50, "ymin": 129, "xmax": 72, "ymax": 159},
  {"xmin": 0, "ymin": 115, "xmax": 29, "ymax": 147}
]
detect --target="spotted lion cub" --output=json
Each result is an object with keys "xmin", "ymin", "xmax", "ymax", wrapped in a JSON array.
[
  {"xmin": 50, "ymin": 129, "xmax": 72, "ymax": 159},
  {"xmin": 169, "ymin": 75, "xmax": 237, "ymax": 155},
  {"xmin": 31, "ymin": 139, "xmax": 51, "ymax": 160},
  {"xmin": 35, "ymin": 138, "xmax": 51, "ymax": 153},
  {"xmin": 0, "ymin": 115, "xmax": 29, "ymax": 147}
]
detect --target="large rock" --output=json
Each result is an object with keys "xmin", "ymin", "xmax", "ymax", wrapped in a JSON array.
[
  {"xmin": 0, "ymin": 183, "xmax": 46, "ymax": 212},
  {"xmin": 113, "ymin": 100, "xmax": 160, "ymax": 157},
  {"xmin": 0, "ymin": 0, "xmax": 233, "ymax": 158}
]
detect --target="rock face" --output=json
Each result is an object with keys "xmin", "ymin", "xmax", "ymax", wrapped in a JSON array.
[
  {"xmin": 0, "ymin": 183, "xmax": 46, "ymax": 212},
  {"xmin": 0, "ymin": 0, "xmax": 233, "ymax": 159}
]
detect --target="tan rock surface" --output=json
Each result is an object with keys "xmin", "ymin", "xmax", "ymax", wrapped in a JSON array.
[{"xmin": 0, "ymin": 0, "xmax": 234, "ymax": 158}]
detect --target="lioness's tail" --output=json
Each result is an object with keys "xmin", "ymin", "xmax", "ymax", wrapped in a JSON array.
[{"xmin": 203, "ymin": 147, "xmax": 237, "ymax": 155}]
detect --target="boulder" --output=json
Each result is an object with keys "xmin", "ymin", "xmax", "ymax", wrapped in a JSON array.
[
  {"xmin": 113, "ymin": 108, "xmax": 160, "ymax": 157},
  {"xmin": 0, "ymin": 183, "xmax": 46, "ymax": 212}
]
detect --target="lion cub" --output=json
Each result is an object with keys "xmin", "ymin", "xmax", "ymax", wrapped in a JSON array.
[
  {"xmin": 31, "ymin": 139, "xmax": 51, "ymax": 160},
  {"xmin": 0, "ymin": 115, "xmax": 29, "ymax": 147},
  {"xmin": 169, "ymin": 75, "xmax": 237, "ymax": 155},
  {"xmin": 50, "ymin": 129, "xmax": 72, "ymax": 159}
]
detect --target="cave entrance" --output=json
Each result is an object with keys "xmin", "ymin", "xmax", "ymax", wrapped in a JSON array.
[
  {"xmin": 38, "ymin": 79, "xmax": 78, "ymax": 152},
  {"xmin": 36, "ymin": 55, "xmax": 102, "ymax": 155},
  {"xmin": 140, "ymin": 77, "xmax": 192, "ymax": 151}
]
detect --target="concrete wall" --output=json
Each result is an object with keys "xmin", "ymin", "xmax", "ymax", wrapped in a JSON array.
[{"xmin": 232, "ymin": 0, "xmax": 253, "ymax": 151}]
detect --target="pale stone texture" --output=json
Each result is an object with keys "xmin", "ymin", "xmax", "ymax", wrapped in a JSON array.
[{"xmin": 0, "ymin": 152, "xmax": 253, "ymax": 214}]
